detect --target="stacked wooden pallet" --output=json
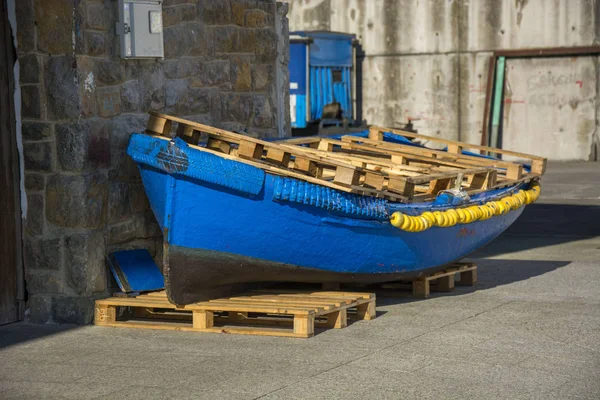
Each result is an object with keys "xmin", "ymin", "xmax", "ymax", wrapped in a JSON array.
[
  {"xmin": 95, "ymin": 290, "xmax": 376, "ymax": 338},
  {"xmin": 145, "ymin": 112, "xmax": 546, "ymax": 203}
]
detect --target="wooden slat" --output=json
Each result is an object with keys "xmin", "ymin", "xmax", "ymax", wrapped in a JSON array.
[{"xmin": 369, "ymin": 126, "xmax": 547, "ymax": 172}]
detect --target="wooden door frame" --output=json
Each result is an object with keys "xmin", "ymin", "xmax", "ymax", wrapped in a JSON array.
[{"xmin": 1, "ymin": 0, "xmax": 25, "ymax": 324}]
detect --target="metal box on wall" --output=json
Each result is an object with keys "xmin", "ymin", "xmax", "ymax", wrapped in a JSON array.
[{"xmin": 117, "ymin": 0, "xmax": 164, "ymax": 59}]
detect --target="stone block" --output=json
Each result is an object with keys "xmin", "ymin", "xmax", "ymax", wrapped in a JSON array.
[
  {"xmin": 20, "ymin": 54, "xmax": 41, "ymax": 84},
  {"xmin": 230, "ymin": 55, "xmax": 252, "ymax": 92},
  {"xmin": 120, "ymin": 80, "xmax": 141, "ymax": 112},
  {"xmin": 252, "ymin": 64, "xmax": 273, "ymax": 91},
  {"xmin": 213, "ymin": 25, "xmax": 240, "ymax": 53},
  {"xmin": 192, "ymin": 60, "xmax": 230, "ymax": 88},
  {"xmin": 140, "ymin": 63, "xmax": 165, "ymax": 111},
  {"xmin": 22, "ymin": 122, "xmax": 53, "ymax": 141},
  {"xmin": 164, "ymin": 23, "xmax": 212, "ymax": 58},
  {"xmin": 85, "ymin": 32, "xmax": 106, "ymax": 57},
  {"xmin": 52, "ymin": 296, "xmax": 95, "ymax": 325},
  {"xmin": 232, "ymin": 2, "xmax": 249, "ymax": 26},
  {"xmin": 27, "ymin": 294, "xmax": 52, "ymax": 324},
  {"xmin": 46, "ymin": 173, "xmax": 107, "ymax": 229},
  {"xmin": 35, "ymin": 0, "xmax": 76, "ymax": 54},
  {"xmin": 25, "ymin": 173, "xmax": 45, "ymax": 191},
  {"xmin": 163, "ymin": 3, "xmax": 197, "ymax": 27},
  {"xmin": 23, "ymin": 141, "xmax": 54, "ymax": 172},
  {"xmin": 109, "ymin": 114, "xmax": 147, "ymax": 151},
  {"xmin": 109, "ymin": 149, "xmax": 141, "ymax": 183},
  {"xmin": 107, "ymin": 182, "xmax": 131, "ymax": 223},
  {"xmin": 221, "ymin": 92, "xmax": 273, "ymax": 127},
  {"xmin": 26, "ymin": 272, "xmax": 64, "ymax": 295},
  {"xmin": 89, "ymin": 57, "xmax": 125, "ymax": 86},
  {"xmin": 21, "ymin": 86, "xmax": 43, "ymax": 119},
  {"xmin": 16, "ymin": 0, "xmax": 35, "ymax": 52},
  {"xmin": 56, "ymin": 119, "xmax": 110, "ymax": 172},
  {"xmin": 252, "ymin": 95, "xmax": 274, "ymax": 128},
  {"xmin": 166, "ymin": 80, "xmax": 211, "ymax": 114},
  {"xmin": 25, "ymin": 193, "xmax": 44, "ymax": 235},
  {"xmin": 163, "ymin": 58, "xmax": 203, "ymax": 79},
  {"xmin": 104, "ymin": 211, "xmax": 160, "ymax": 246},
  {"xmin": 245, "ymin": 10, "xmax": 267, "ymax": 28},
  {"xmin": 197, "ymin": 0, "xmax": 231, "ymax": 25},
  {"xmin": 255, "ymin": 28, "xmax": 278, "ymax": 63},
  {"xmin": 86, "ymin": 3, "xmax": 107, "ymax": 31},
  {"xmin": 64, "ymin": 231, "xmax": 105, "ymax": 295},
  {"xmin": 221, "ymin": 92, "xmax": 254, "ymax": 122},
  {"xmin": 24, "ymin": 236, "xmax": 61, "ymax": 271},
  {"xmin": 164, "ymin": 0, "xmax": 194, "ymax": 5},
  {"xmin": 97, "ymin": 87, "xmax": 122, "ymax": 117},
  {"xmin": 239, "ymin": 28, "xmax": 257, "ymax": 53},
  {"xmin": 45, "ymin": 56, "xmax": 79, "ymax": 120}
]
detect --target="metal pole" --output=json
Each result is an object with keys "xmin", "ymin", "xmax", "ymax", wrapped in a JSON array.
[{"xmin": 489, "ymin": 56, "xmax": 506, "ymax": 156}]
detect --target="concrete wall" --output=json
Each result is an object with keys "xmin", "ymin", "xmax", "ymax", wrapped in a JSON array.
[
  {"xmin": 285, "ymin": 0, "xmax": 600, "ymax": 160},
  {"xmin": 15, "ymin": 0, "xmax": 289, "ymax": 324}
]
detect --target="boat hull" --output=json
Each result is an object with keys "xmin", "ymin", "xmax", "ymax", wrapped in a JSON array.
[{"xmin": 128, "ymin": 134, "xmax": 526, "ymax": 305}]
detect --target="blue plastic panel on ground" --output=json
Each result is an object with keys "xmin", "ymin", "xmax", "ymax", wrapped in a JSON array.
[{"xmin": 108, "ymin": 249, "xmax": 164, "ymax": 293}]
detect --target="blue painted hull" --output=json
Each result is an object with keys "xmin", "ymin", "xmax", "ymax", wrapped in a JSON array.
[{"xmin": 128, "ymin": 134, "xmax": 526, "ymax": 304}]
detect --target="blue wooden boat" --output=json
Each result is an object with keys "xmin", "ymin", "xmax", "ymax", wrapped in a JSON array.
[{"xmin": 127, "ymin": 113, "xmax": 545, "ymax": 305}]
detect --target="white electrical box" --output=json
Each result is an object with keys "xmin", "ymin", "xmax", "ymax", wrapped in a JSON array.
[{"xmin": 117, "ymin": 0, "xmax": 164, "ymax": 59}]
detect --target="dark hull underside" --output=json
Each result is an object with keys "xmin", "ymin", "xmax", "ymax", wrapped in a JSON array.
[{"xmin": 165, "ymin": 246, "xmax": 461, "ymax": 305}]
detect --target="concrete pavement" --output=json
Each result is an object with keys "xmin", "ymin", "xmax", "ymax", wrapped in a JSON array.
[{"xmin": 1, "ymin": 161, "xmax": 599, "ymax": 399}]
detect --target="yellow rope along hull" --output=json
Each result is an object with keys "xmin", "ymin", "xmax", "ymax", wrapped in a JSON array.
[{"xmin": 390, "ymin": 182, "xmax": 540, "ymax": 232}]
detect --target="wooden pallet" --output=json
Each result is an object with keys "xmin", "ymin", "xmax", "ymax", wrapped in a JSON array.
[
  {"xmin": 95, "ymin": 290, "xmax": 376, "ymax": 338},
  {"xmin": 301, "ymin": 262, "xmax": 478, "ymax": 299},
  {"xmin": 143, "ymin": 112, "xmax": 545, "ymax": 202},
  {"xmin": 377, "ymin": 262, "xmax": 478, "ymax": 298}
]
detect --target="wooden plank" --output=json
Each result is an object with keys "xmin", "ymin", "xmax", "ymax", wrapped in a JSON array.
[
  {"xmin": 326, "ymin": 310, "xmax": 348, "ymax": 329},
  {"xmin": 293, "ymin": 315, "xmax": 315, "ymax": 337},
  {"xmin": 94, "ymin": 305, "xmax": 116, "ymax": 325},
  {"xmin": 293, "ymin": 156, "xmax": 319, "ymax": 176},
  {"xmin": 265, "ymin": 148, "xmax": 291, "ymax": 166},
  {"xmin": 363, "ymin": 172, "xmax": 385, "ymax": 190},
  {"xmin": 356, "ymin": 300, "xmax": 376, "ymax": 320},
  {"xmin": 370, "ymin": 126, "xmax": 547, "ymax": 166},
  {"xmin": 387, "ymin": 177, "xmax": 415, "ymax": 197},
  {"xmin": 206, "ymin": 137, "xmax": 231, "ymax": 154},
  {"xmin": 531, "ymin": 159, "xmax": 547, "ymax": 175},
  {"xmin": 341, "ymin": 135, "xmax": 531, "ymax": 174},
  {"xmin": 506, "ymin": 164, "xmax": 524, "ymax": 180},
  {"xmin": 146, "ymin": 115, "xmax": 173, "ymax": 137},
  {"xmin": 238, "ymin": 140, "xmax": 264, "ymax": 160},
  {"xmin": 458, "ymin": 269, "xmax": 478, "ymax": 286},
  {"xmin": 469, "ymin": 170, "xmax": 497, "ymax": 189},
  {"xmin": 333, "ymin": 166, "xmax": 361, "ymax": 186},
  {"xmin": 192, "ymin": 310, "xmax": 214, "ymax": 329},
  {"xmin": 429, "ymin": 178, "xmax": 452, "ymax": 195},
  {"xmin": 436, "ymin": 275, "xmax": 455, "ymax": 292},
  {"xmin": 177, "ymin": 123, "xmax": 200, "ymax": 144},
  {"xmin": 413, "ymin": 280, "xmax": 430, "ymax": 298}
]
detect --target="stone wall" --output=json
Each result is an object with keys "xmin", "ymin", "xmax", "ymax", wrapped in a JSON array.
[
  {"xmin": 285, "ymin": 0, "xmax": 600, "ymax": 161},
  {"xmin": 16, "ymin": 0, "xmax": 289, "ymax": 324}
]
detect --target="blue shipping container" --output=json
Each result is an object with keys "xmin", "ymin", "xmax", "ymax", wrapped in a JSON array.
[{"xmin": 289, "ymin": 31, "xmax": 357, "ymax": 128}]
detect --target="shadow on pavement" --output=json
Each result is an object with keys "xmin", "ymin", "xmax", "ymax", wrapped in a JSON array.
[
  {"xmin": 376, "ymin": 258, "xmax": 570, "ymax": 306},
  {"xmin": 0, "ymin": 323, "xmax": 81, "ymax": 349},
  {"xmin": 474, "ymin": 203, "xmax": 600, "ymax": 258}
]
